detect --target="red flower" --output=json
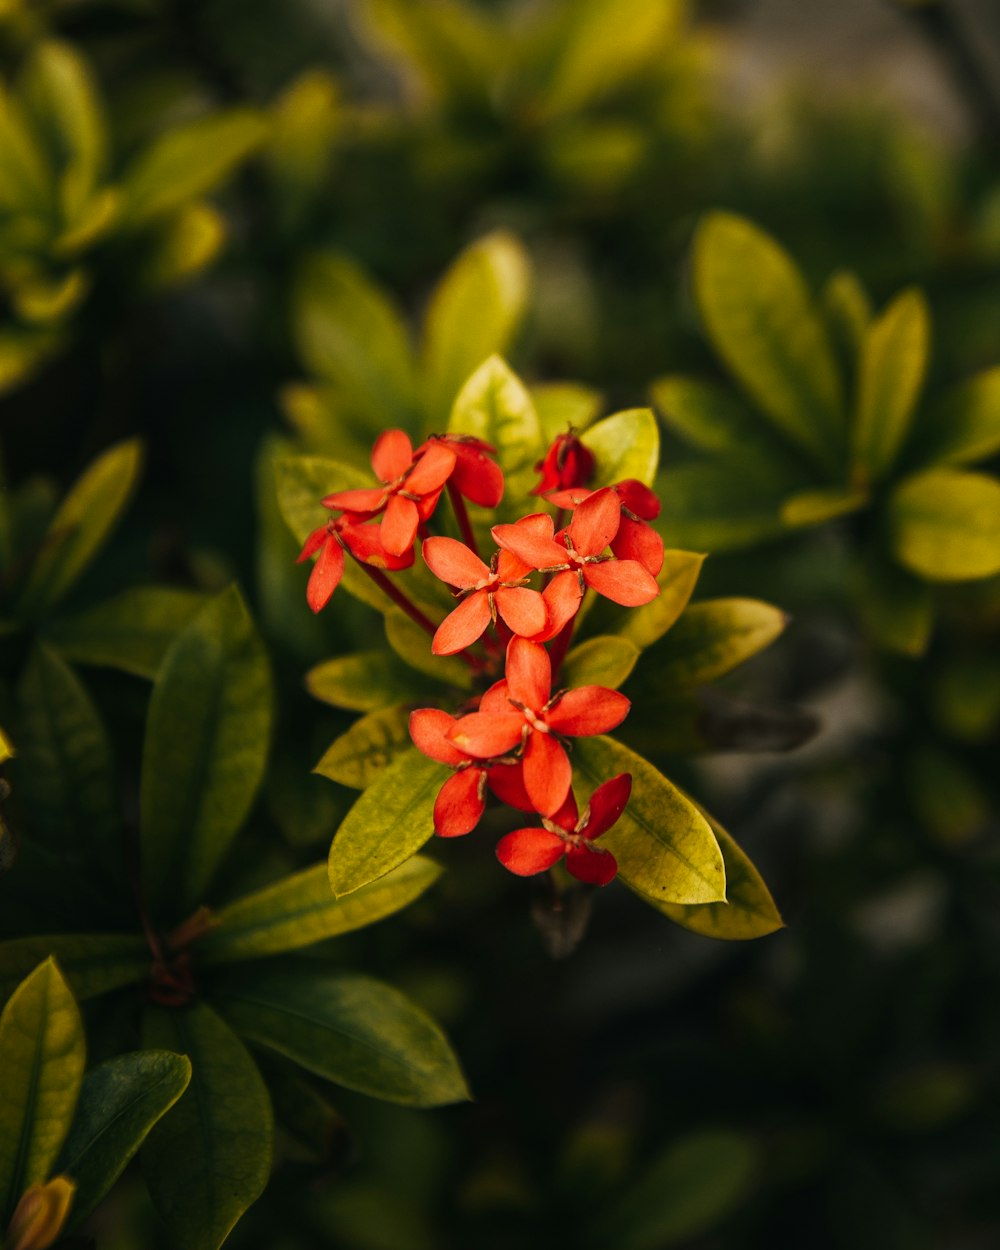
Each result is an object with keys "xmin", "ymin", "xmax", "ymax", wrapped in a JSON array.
[
  {"xmin": 496, "ymin": 773, "xmax": 631, "ymax": 885},
  {"xmin": 447, "ymin": 637, "xmax": 630, "ymax": 816},
  {"xmin": 322, "ymin": 430, "xmax": 456, "ymax": 557},
  {"xmin": 546, "ymin": 479, "xmax": 664, "ymax": 577},
  {"xmin": 418, "ymin": 434, "xmax": 504, "ymax": 507},
  {"xmin": 533, "ymin": 429, "xmax": 595, "ymax": 495},
  {"xmin": 422, "ymin": 537, "xmax": 547, "ymax": 655},
  {"xmin": 492, "ymin": 487, "xmax": 660, "ymax": 607},
  {"xmin": 297, "ymin": 514, "xmax": 414, "ymax": 613}
]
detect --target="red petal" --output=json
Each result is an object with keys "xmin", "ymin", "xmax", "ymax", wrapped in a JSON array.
[
  {"xmin": 610, "ymin": 517, "xmax": 664, "ymax": 577},
  {"xmin": 523, "ymin": 730, "xmax": 571, "ymax": 816},
  {"xmin": 505, "ymin": 637, "xmax": 551, "ymax": 709},
  {"xmin": 487, "ymin": 761, "xmax": 534, "ymax": 811},
  {"xmin": 409, "ymin": 708, "xmax": 465, "ymax": 766},
  {"xmin": 297, "ymin": 524, "xmax": 329, "ymax": 563},
  {"xmin": 322, "ymin": 487, "xmax": 386, "ymax": 512},
  {"xmin": 569, "ymin": 486, "xmax": 621, "ymax": 558},
  {"xmin": 372, "ymin": 429, "xmax": 413, "ymax": 483},
  {"xmin": 452, "ymin": 444, "xmax": 504, "ymax": 507},
  {"xmin": 616, "ymin": 479, "xmax": 660, "ymax": 520},
  {"xmin": 433, "ymin": 592, "xmax": 492, "ymax": 655},
  {"xmin": 416, "ymin": 487, "xmax": 444, "ymax": 521},
  {"xmin": 546, "ymin": 687, "xmax": 630, "ymax": 736},
  {"xmin": 448, "ymin": 711, "xmax": 524, "ymax": 758},
  {"xmin": 343, "ymin": 522, "xmax": 414, "ymax": 569},
  {"xmin": 546, "ymin": 487, "xmax": 592, "ymax": 509},
  {"xmin": 496, "ymin": 826, "xmax": 566, "ymax": 876},
  {"xmin": 495, "ymin": 587, "xmax": 548, "ymax": 638},
  {"xmin": 583, "ymin": 559, "xmax": 659, "ymax": 606},
  {"xmin": 423, "ymin": 536, "xmax": 489, "ymax": 588},
  {"xmin": 381, "ymin": 494, "xmax": 419, "ymax": 556},
  {"xmin": 580, "ymin": 773, "xmax": 632, "ymax": 839},
  {"xmin": 404, "ymin": 442, "xmax": 457, "ymax": 495},
  {"xmin": 479, "ymin": 680, "xmax": 512, "ymax": 714},
  {"xmin": 565, "ymin": 844, "xmax": 618, "ymax": 885},
  {"xmin": 492, "ymin": 514, "xmax": 566, "ymax": 570},
  {"xmin": 434, "ymin": 768, "xmax": 485, "ymax": 837},
  {"xmin": 306, "ymin": 536, "xmax": 344, "ymax": 612},
  {"xmin": 549, "ymin": 788, "xmax": 579, "ymax": 833},
  {"xmin": 496, "ymin": 548, "xmax": 532, "ymax": 581},
  {"xmin": 534, "ymin": 570, "xmax": 583, "ymax": 642}
]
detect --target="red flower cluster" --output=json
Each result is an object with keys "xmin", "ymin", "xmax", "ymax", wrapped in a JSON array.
[{"xmin": 299, "ymin": 425, "xmax": 663, "ymax": 886}]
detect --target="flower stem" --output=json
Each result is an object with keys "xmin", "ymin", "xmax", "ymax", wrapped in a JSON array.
[
  {"xmin": 548, "ymin": 613, "xmax": 577, "ymax": 683},
  {"xmin": 448, "ymin": 482, "xmax": 480, "ymax": 559}
]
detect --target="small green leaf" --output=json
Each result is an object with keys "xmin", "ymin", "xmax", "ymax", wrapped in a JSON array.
[
  {"xmin": 328, "ymin": 749, "xmax": 443, "ymax": 896},
  {"xmin": 120, "ymin": 109, "xmax": 267, "ymax": 226},
  {"xmin": 888, "ymin": 468, "xmax": 1000, "ymax": 582},
  {"xmin": 573, "ymin": 737, "xmax": 725, "ymax": 905},
  {"xmin": 214, "ymin": 962, "xmax": 469, "ymax": 1108},
  {"xmin": 855, "ymin": 554, "xmax": 934, "ymax": 656},
  {"xmin": 0, "ymin": 959, "xmax": 85, "ymax": 1224},
  {"xmin": 138, "ymin": 201, "xmax": 226, "ymax": 289},
  {"xmin": 0, "ymin": 935, "xmax": 148, "ymax": 1006},
  {"xmin": 44, "ymin": 586, "xmax": 206, "ymax": 678},
  {"xmin": 580, "ymin": 408, "xmax": 659, "ymax": 488},
  {"xmin": 314, "ymin": 705, "xmax": 414, "ymax": 789},
  {"xmin": 141, "ymin": 1002, "xmax": 272, "ymax": 1250},
  {"xmin": 384, "ymin": 608, "xmax": 472, "ymax": 689},
  {"xmin": 853, "ymin": 288, "xmax": 930, "ymax": 480},
  {"xmin": 633, "ymin": 598, "xmax": 787, "ymax": 690},
  {"xmin": 822, "ymin": 269, "xmax": 872, "ymax": 356},
  {"xmin": 650, "ymin": 376, "xmax": 760, "ymax": 454},
  {"xmin": 140, "ymin": 586, "xmax": 272, "ymax": 921},
  {"xmin": 0, "ymin": 86, "xmax": 51, "ymax": 215},
  {"xmin": 198, "ymin": 857, "xmax": 441, "ymax": 965},
  {"xmin": 561, "ymin": 637, "xmax": 639, "ymax": 690},
  {"xmin": 531, "ymin": 382, "xmax": 602, "ymax": 442},
  {"xmin": 781, "ymin": 486, "xmax": 868, "ymax": 527},
  {"xmin": 694, "ymin": 212, "xmax": 845, "ymax": 472},
  {"xmin": 910, "ymin": 367, "xmax": 1000, "ymax": 467},
  {"xmin": 17, "ymin": 440, "xmax": 143, "ymax": 616},
  {"xmin": 56, "ymin": 1050, "xmax": 191, "ymax": 1228},
  {"xmin": 616, "ymin": 550, "xmax": 705, "ymax": 650},
  {"xmin": 306, "ymin": 651, "xmax": 444, "ymax": 712},
  {"xmin": 423, "ymin": 231, "xmax": 530, "ymax": 425}
]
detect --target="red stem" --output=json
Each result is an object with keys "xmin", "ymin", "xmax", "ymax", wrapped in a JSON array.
[{"xmin": 447, "ymin": 482, "xmax": 480, "ymax": 559}]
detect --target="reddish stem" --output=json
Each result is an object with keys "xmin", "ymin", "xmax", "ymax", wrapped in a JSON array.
[
  {"xmin": 548, "ymin": 613, "xmax": 577, "ymax": 683},
  {"xmin": 447, "ymin": 481, "xmax": 480, "ymax": 559}
]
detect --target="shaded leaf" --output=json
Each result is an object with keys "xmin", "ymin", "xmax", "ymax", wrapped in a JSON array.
[
  {"xmin": 823, "ymin": 270, "xmax": 872, "ymax": 356},
  {"xmin": 781, "ymin": 486, "xmax": 868, "ymax": 527},
  {"xmin": 910, "ymin": 367, "xmax": 1000, "ymax": 467},
  {"xmin": 580, "ymin": 408, "xmax": 659, "ymax": 489},
  {"xmin": 139, "ymin": 201, "xmax": 226, "ymax": 289},
  {"xmin": 855, "ymin": 554, "xmax": 933, "ymax": 656},
  {"xmin": 561, "ymin": 637, "xmax": 639, "ymax": 690},
  {"xmin": 888, "ymin": 468, "xmax": 1000, "ymax": 582},
  {"xmin": 384, "ymin": 608, "xmax": 473, "ymax": 690},
  {"xmin": 633, "ymin": 598, "xmax": 787, "ymax": 690},
  {"xmin": 306, "ymin": 651, "xmax": 444, "ymax": 712},
  {"xmin": 0, "ymin": 935, "xmax": 148, "ymax": 1007},
  {"xmin": 314, "ymin": 705, "xmax": 414, "ymax": 788},
  {"xmin": 615, "ymin": 550, "xmax": 705, "ymax": 650},
  {"xmin": 650, "ymin": 376, "xmax": 760, "ymax": 454}
]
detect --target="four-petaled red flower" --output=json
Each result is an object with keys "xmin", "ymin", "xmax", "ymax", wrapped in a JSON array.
[
  {"xmin": 533, "ymin": 429, "xmax": 595, "ymax": 495},
  {"xmin": 447, "ymin": 637, "xmax": 630, "ymax": 816},
  {"xmin": 548, "ymin": 478, "xmax": 664, "ymax": 577},
  {"xmin": 418, "ymin": 434, "xmax": 505, "ymax": 507},
  {"xmin": 496, "ymin": 773, "xmax": 631, "ymax": 885},
  {"xmin": 297, "ymin": 514, "xmax": 413, "ymax": 613}
]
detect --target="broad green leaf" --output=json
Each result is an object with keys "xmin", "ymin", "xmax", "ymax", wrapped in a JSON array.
[
  {"xmin": 0, "ymin": 86, "xmax": 51, "ymax": 215},
  {"xmin": 562, "ymin": 637, "xmax": 639, "ymax": 690},
  {"xmin": 616, "ymin": 550, "xmax": 705, "ymax": 650},
  {"xmin": 853, "ymin": 288, "xmax": 929, "ymax": 480},
  {"xmin": 214, "ymin": 962, "xmax": 469, "ymax": 1108},
  {"xmin": 0, "ymin": 935, "xmax": 148, "ymax": 1005},
  {"xmin": 888, "ymin": 468, "xmax": 1000, "ymax": 582},
  {"xmin": 265, "ymin": 70, "xmax": 340, "ymax": 228},
  {"xmin": 573, "ymin": 738, "xmax": 725, "ymax": 905},
  {"xmin": 384, "ymin": 608, "xmax": 472, "ymax": 690},
  {"xmin": 198, "ymin": 856, "xmax": 441, "ymax": 965},
  {"xmin": 365, "ymin": 0, "xmax": 498, "ymax": 104},
  {"xmin": 650, "ymin": 376, "xmax": 760, "ymax": 454},
  {"xmin": 531, "ymin": 382, "xmax": 602, "ymax": 442},
  {"xmin": 314, "ymin": 705, "xmax": 414, "ymax": 789},
  {"xmin": 17, "ymin": 440, "xmax": 143, "ymax": 616},
  {"xmin": 855, "ymin": 553, "xmax": 933, "ymax": 656},
  {"xmin": 780, "ymin": 486, "xmax": 868, "ymax": 527},
  {"xmin": 306, "ymin": 651, "xmax": 444, "ymax": 712},
  {"xmin": 423, "ymin": 232, "xmax": 530, "ymax": 425},
  {"xmin": 140, "ymin": 586, "xmax": 272, "ymax": 920},
  {"xmin": 44, "ymin": 586, "xmax": 206, "ymax": 678},
  {"xmin": 633, "ymin": 598, "xmax": 787, "ymax": 690},
  {"xmin": 139, "ymin": 201, "xmax": 226, "ymax": 289},
  {"xmin": 57, "ymin": 1051, "xmax": 191, "ymax": 1228},
  {"xmin": 693, "ymin": 212, "xmax": 845, "ymax": 472},
  {"xmin": 0, "ymin": 959, "xmax": 85, "ymax": 1223},
  {"xmin": 120, "ymin": 109, "xmax": 267, "ymax": 226},
  {"xmin": 447, "ymin": 355, "xmax": 543, "ymax": 516},
  {"xmin": 329, "ymin": 749, "xmax": 443, "ymax": 896},
  {"xmin": 823, "ymin": 269, "xmax": 872, "ymax": 356},
  {"xmin": 910, "ymin": 367, "xmax": 1000, "ymax": 467},
  {"xmin": 580, "ymin": 409, "xmax": 659, "ymax": 488},
  {"xmin": 294, "ymin": 252, "xmax": 416, "ymax": 429},
  {"xmin": 141, "ymin": 1002, "xmax": 272, "ymax": 1250}
]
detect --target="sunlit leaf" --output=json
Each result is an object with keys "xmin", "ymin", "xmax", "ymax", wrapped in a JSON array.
[
  {"xmin": 314, "ymin": 705, "xmax": 414, "ymax": 789},
  {"xmin": 561, "ymin": 636, "xmax": 639, "ymax": 690},
  {"xmin": 888, "ymin": 468, "xmax": 1000, "ymax": 582},
  {"xmin": 615, "ymin": 550, "xmax": 705, "ymax": 650},
  {"xmin": 306, "ymin": 651, "xmax": 444, "ymax": 712},
  {"xmin": 580, "ymin": 408, "xmax": 659, "ymax": 488},
  {"xmin": 910, "ymin": 367, "xmax": 1000, "ymax": 467},
  {"xmin": 139, "ymin": 201, "xmax": 226, "ymax": 289},
  {"xmin": 531, "ymin": 382, "xmax": 602, "ymax": 443},
  {"xmin": 632, "ymin": 598, "xmax": 787, "ymax": 690}
]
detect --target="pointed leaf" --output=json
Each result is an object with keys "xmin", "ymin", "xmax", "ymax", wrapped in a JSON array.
[
  {"xmin": 314, "ymin": 705, "xmax": 414, "ymax": 789},
  {"xmin": 140, "ymin": 586, "xmax": 272, "ymax": 921},
  {"xmin": 138, "ymin": 200, "xmax": 226, "ymax": 290},
  {"xmin": 0, "ymin": 935, "xmax": 148, "ymax": 1006},
  {"xmin": 56, "ymin": 1051, "xmax": 191, "ymax": 1228},
  {"xmin": 213, "ymin": 962, "xmax": 469, "ymax": 1108},
  {"xmin": 780, "ymin": 486, "xmax": 868, "ymax": 527},
  {"xmin": 822, "ymin": 269, "xmax": 872, "ymax": 355},
  {"xmin": 650, "ymin": 376, "xmax": 761, "ymax": 454},
  {"xmin": 910, "ymin": 367, "xmax": 1000, "ymax": 467},
  {"xmin": 561, "ymin": 637, "xmax": 639, "ymax": 691},
  {"xmin": 615, "ymin": 550, "xmax": 705, "ymax": 650},
  {"xmin": 306, "ymin": 650, "xmax": 445, "ymax": 712},
  {"xmin": 141, "ymin": 1003, "xmax": 272, "ymax": 1250},
  {"xmin": 888, "ymin": 468, "xmax": 1000, "ymax": 582},
  {"xmin": 634, "ymin": 598, "xmax": 787, "ymax": 691},
  {"xmin": 384, "ymin": 607, "xmax": 473, "ymax": 690},
  {"xmin": 580, "ymin": 408, "xmax": 659, "ymax": 488},
  {"xmin": 531, "ymin": 382, "xmax": 602, "ymax": 442}
]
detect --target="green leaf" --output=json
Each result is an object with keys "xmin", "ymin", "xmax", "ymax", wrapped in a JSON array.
[
  {"xmin": 213, "ymin": 962, "xmax": 469, "ymax": 1108},
  {"xmin": 0, "ymin": 85, "xmax": 51, "ymax": 215},
  {"xmin": 328, "ymin": 749, "xmax": 443, "ymax": 896},
  {"xmin": 633, "ymin": 598, "xmax": 787, "ymax": 690},
  {"xmin": 198, "ymin": 857, "xmax": 441, "ymax": 965},
  {"xmin": 693, "ymin": 212, "xmax": 845, "ymax": 472},
  {"xmin": 17, "ymin": 440, "xmax": 143, "ymax": 616},
  {"xmin": 138, "ymin": 201, "xmax": 226, "ymax": 289},
  {"xmin": 384, "ymin": 608, "xmax": 472, "ymax": 690},
  {"xmin": 531, "ymin": 382, "xmax": 602, "ymax": 443},
  {"xmin": 580, "ymin": 408, "xmax": 659, "ymax": 488},
  {"xmin": 306, "ymin": 651, "xmax": 444, "ymax": 712},
  {"xmin": 293, "ymin": 252, "xmax": 416, "ymax": 429},
  {"xmin": 56, "ymin": 1050, "xmax": 191, "ymax": 1228},
  {"xmin": 120, "ymin": 109, "xmax": 267, "ymax": 227},
  {"xmin": 0, "ymin": 935, "xmax": 148, "ymax": 1006},
  {"xmin": 44, "ymin": 586, "xmax": 206, "ymax": 678},
  {"xmin": 141, "ymin": 1002, "xmax": 272, "ymax": 1250},
  {"xmin": 823, "ymin": 269, "xmax": 872, "ymax": 356},
  {"xmin": 314, "ymin": 705, "xmax": 414, "ymax": 789},
  {"xmin": 888, "ymin": 468, "xmax": 1000, "ymax": 582},
  {"xmin": 910, "ymin": 367, "xmax": 1000, "ymax": 467},
  {"xmin": 780, "ymin": 486, "xmax": 868, "ymax": 528},
  {"xmin": 853, "ymin": 288, "xmax": 930, "ymax": 480},
  {"xmin": 423, "ymin": 231, "xmax": 530, "ymax": 425},
  {"xmin": 447, "ymin": 355, "xmax": 543, "ymax": 517},
  {"xmin": 0, "ymin": 959, "xmax": 85, "ymax": 1224},
  {"xmin": 0, "ymin": 727, "xmax": 14, "ymax": 765},
  {"xmin": 140, "ymin": 586, "xmax": 272, "ymax": 921},
  {"xmin": 561, "ymin": 637, "xmax": 639, "ymax": 690},
  {"xmin": 615, "ymin": 550, "xmax": 705, "ymax": 650},
  {"xmin": 855, "ymin": 553, "xmax": 934, "ymax": 656},
  {"xmin": 573, "ymin": 737, "xmax": 725, "ymax": 905},
  {"xmin": 650, "ymin": 376, "xmax": 760, "ymax": 454}
]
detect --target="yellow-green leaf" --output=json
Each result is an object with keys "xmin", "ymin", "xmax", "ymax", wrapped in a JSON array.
[
  {"xmin": 306, "ymin": 650, "xmax": 443, "ymax": 712},
  {"xmin": 650, "ymin": 376, "xmax": 759, "ymax": 454},
  {"xmin": 138, "ymin": 201, "xmax": 226, "ymax": 289},
  {"xmin": 822, "ymin": 269, "xmax": 872, "ymax": 355},
  {"xmin": 780, "ymin": 486, "xmax": 868, "ymax": 528},
  {"xmin": 911, "ymin": 367, "xmax": 1000, "ymax": 467},
  {"xmin": 561, "ymin": 636, "xmax": 639, "ymax": 690},
  {"xmin": 580, "ymin": 408, "xmax": 659, "ymax": 488},
  {"xmin": 616, "ymin": 550, "xmax": 705, "ymax": 650},
  {"xmin": 0, "ymin": 935, "xmax": 148, "ymax": 1007},
  {"xmin": 633, "ymin": 598, "xmax": 787, "ymax": 690},
  {"xmin": 314, "ymin": 704, "xmax": 414, "ymax": 789},
  {"xmin": 888, "ymin": 468, "xmax": 1000, "ymax": 582},
  {"xmin": 531, "ymin": 382, "xmax": 602, "ymax": 443}
]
